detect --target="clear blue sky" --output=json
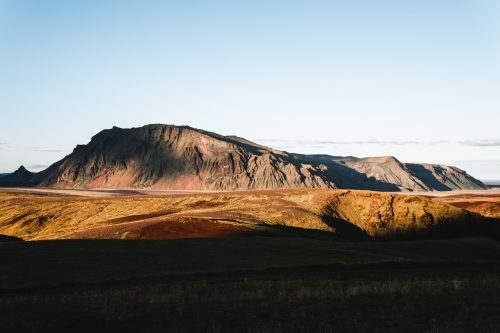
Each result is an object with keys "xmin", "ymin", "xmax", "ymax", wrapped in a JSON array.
[{"xmin": 0, "ymin": 0, "xmax": 499, "ymax": 179}]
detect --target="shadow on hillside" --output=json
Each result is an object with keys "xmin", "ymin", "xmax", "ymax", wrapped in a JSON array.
[
  {"xmin": 322, "ymin": 161, "xmax": 402, "ymax": 192},
  {"xmin": 319, "ymin": 197, "xmax": 500, "ymax": 241},
  {"xmin": 0, "ymin": 234, "xmax": 23, "ymax": 242},
  {"xmin": 257, "ymin": 224, "xmax": 341, "ymax": 241},
  {"xmin": 320, "ymin": 200, "xmax": 369, "ymax": 241},
  {"xmin": 287, "ymin": 154, "xmax": 402, "ymax": 192},
  {"xmin": 322, "ymin": 216, "xmax": 370, "ymax": 241},
  {"xmin": 405, "ymin": 164, "xmax": 451, "ymax": 191}
]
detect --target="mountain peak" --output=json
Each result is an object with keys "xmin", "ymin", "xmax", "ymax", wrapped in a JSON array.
[
  {"xmin": 13, "ymin": 165, "xmax": 34, "ymax": 176},
  {"xmin": 0, "ymin": 124, "xmax": 488, "ymax": 192}
]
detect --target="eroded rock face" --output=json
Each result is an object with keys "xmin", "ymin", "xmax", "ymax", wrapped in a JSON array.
[
  {"xmin": 35, "ymin": 125, "xmax": 336, "ymax": 190},
  {"xmin": 0, "ymin": 124, "xmax": 488, "ymax": 191},
  {"xmin": 321, "ymin": 191, "xmax": 473, "ymax": 237}
]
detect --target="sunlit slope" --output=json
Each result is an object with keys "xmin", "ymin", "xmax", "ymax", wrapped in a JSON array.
[
  {"xmin": 0, "ymin": 189, "xmax": 482, "ymax": 240},
  {"xmin": 432, "ymin": 193, "xmax": 500, "ymax": 219}
]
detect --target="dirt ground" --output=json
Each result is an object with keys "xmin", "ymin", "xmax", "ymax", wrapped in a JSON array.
[
  {"xmin": 424, "ymin": 192, "xmax": 500, "ymax": 218},
  {"xmin": 0, "ymin": 187, "xmax": 498, "ymax": 241}
]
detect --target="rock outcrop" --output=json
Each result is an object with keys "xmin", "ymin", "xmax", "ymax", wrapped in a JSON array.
[{"xmin": 0, "ymin": 124, "xmax": 488, "ymax": 191}]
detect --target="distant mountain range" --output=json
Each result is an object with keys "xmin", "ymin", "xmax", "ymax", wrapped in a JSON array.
[
  {"xmin": 484, "ymin": 180, "xmax": 500, "ymax": 188},
  {"xmin": 0, "ymin": 173, "xmax": 10, "ymax": 179},
  {"xmin": 0, "ymin": 124, "xmax": 488, "ymax": 191}
]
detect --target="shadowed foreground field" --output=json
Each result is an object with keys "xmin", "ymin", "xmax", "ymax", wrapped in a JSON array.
[
  {"xmin": 1, "ymin": 189, "xmax": 500, "ymax": 332},
  {"xmin": 2, "ymin": 237, "xmax": 500, "ymax": 332},
  {"xmin": 4, "ymin": 274, "xmax": 500, "ymax": 332}
]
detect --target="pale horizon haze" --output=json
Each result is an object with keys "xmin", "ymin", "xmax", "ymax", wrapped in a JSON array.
[{"xmin": 1, "ymin": 1, "xmax": 499, "ymax": 180}]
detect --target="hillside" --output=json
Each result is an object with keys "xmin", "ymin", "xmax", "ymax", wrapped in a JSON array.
[
  {"xmin": 0, "ymin": 124, "xmax": 487, "ymax": 191},
  {"xmin": 0, "ymin": 189, "xmax": 486, "ymax": 241}
]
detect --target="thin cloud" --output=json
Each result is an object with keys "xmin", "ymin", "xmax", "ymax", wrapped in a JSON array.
[
  {"xmin": 309, "ymin": 140, "xmax": 422, "ymax": 145},
  {"xmin": 459, "ymin": 140, "xmax": 500, "ymax": 147},
  {"xmin": 30, "ymin": 147, "xmax": 67, "ymax": 153},
  {"xmin": 27, "ymin": 164, "xmax": 49, "ymax": 170},
  {"xmin": 37, "ymin": 149, "xmax": 66, "ymax": 153},
  {"xmin": 257, "ymin": 139, "xmax": 446, "ymax": 146}
]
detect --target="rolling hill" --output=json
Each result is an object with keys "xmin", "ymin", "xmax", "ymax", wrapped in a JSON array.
[{"xmin": 0, "ymin": 189, "xmax": 488, "ymax": 241}]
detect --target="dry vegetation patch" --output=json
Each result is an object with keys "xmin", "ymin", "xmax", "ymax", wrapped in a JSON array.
[{"xmin": 0, "ymin": 189, "xmax": 495, "ymax": 240}]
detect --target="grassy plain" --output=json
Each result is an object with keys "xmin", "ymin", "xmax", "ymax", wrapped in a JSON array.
[{"xmin": 2, "ymin": 237, "xmax": 500, "ymax": 332}]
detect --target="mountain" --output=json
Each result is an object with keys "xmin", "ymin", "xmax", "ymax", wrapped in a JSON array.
[
  {"xmin": 483, "ymin": 180, "xmax": 500, "ymax": 188},
  {"xmin": 0, "ymin": 167, "xmax": 35, "ymax": 186},
  {"xmin": 0, "ymin": 173, "xmax": 10, "ymax": 179},
  {"xmin": 0, "ymin": 124, "xmax": 488, "ymax": 192}
]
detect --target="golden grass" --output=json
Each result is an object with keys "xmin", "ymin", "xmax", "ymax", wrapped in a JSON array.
[{"xmin": 0, "ymin": 189, "xmax": 491, "ymax": 240}]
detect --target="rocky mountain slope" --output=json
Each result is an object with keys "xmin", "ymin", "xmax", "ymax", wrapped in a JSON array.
[{"xmin": 0, "ymin": 124, "xmax": 487, "ymax": 191}]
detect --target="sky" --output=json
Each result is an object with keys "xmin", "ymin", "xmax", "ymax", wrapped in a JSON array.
[{"xmin": 0, "ymin": 0, "xmax": 499, "ymax": 179}]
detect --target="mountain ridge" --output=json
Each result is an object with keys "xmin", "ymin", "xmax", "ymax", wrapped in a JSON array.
[{"xmin": 0, "ymin": 124, "xmax": 488, "ymax": 192}]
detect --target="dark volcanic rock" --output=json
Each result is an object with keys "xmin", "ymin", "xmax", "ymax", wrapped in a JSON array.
[
  {"xmin": 0, "ymin": 124, "xmax": 488, "ymax": 191},
  {"xmin": 0, "ymin": 166, "xmax": 36, "ymax": 187}
]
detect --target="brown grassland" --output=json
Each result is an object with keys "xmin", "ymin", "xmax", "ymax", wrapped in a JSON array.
[{"xmin": 1, "ymin": 188, "xmax": 497, "ymax": 241}]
